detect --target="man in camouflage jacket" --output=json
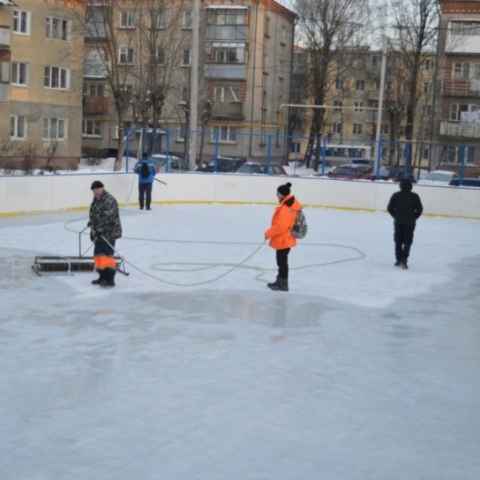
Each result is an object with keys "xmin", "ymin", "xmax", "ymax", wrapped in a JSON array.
[{"xmin": 88, "ymin": 180, "xmax": 122, "ymax": 287}]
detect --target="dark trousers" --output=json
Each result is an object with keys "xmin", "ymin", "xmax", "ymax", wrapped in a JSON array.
[
  {"xmin": 139, "ymin": 182, "xmax": 153, "ymax": 209},
  {"xmin": 394, "ymin": 224, "xmax": 415, "ymax": 262},
  {"xmin": 276, "ymin": 248, "xmax": 291, "ymax": 279}
]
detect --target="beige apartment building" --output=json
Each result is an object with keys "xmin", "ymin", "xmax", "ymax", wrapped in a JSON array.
[
  {"xmin": 290, "ymin": 48, "xmax": 437, "ymax": 168},
  {"xmin": 81, "ymin": 0, "xmax": 296, "ymax": 162},
  {"xmin": 0, "ymin": 0, "xmax": 84, "ymax": 170}
]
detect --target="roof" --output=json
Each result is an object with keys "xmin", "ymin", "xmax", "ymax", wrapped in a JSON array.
[{"xmin": 0, "ymin": 0, "xmax": 15, "ymax": 5}]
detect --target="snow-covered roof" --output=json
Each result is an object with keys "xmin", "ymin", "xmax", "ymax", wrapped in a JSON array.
[{"xmin": 0, "ymin": 0, "xmax": 16, "ymax": 5}]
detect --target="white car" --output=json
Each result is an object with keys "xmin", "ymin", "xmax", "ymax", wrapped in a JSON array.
[{"xmin": 418, "ymin": 170, "xmax": 459, "ymax": 186}]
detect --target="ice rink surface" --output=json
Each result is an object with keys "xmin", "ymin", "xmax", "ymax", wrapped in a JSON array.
[{"xmin": 0, "ymin": 204, "xmax": 479, "ymax": 480}]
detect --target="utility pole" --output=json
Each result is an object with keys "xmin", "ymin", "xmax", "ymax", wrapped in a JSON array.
[
  {"xmin": 188, "ymin": 0, "xmax": 200, "ymax": 171},
  {"xmin": 374, "ymin": 36, "xmax": 388, "ymax": 178}
]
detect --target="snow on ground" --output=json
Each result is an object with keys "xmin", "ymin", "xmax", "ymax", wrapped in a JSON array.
[{"xmin": 0, "ymin": 202, "xmax": 479, "ymax": 479}]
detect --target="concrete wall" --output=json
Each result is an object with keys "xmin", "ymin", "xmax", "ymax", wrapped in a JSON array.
[{"xmin": 0, "ymin": 173, "xmax": 479, "ymax": 219}]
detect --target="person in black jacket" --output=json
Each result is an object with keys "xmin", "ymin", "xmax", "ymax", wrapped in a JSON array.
[{"xmin": 387, "ymin": 179, "xmax": 423, "ymax": 269}]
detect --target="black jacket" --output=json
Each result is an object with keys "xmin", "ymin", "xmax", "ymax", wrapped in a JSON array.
[{"xmin": 387, "ymin": 180, "xmax": 423, "ymax": 226}]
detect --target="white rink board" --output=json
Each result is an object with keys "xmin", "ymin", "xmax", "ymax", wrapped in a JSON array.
[{"xmin": 1, "ymin": 172, "xmax": 479, "ymax": 219}]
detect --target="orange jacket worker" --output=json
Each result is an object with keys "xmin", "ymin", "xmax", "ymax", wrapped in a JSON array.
[{"xmin": 264, "ymin": 182, "xmax": 301, "ymax": 292}]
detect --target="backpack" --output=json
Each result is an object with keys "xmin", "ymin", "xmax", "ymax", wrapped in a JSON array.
[
  {"xmin": 140, "ymin": 162, "xmax": 150, "ymax": 179},
  {"xmin": 291, "ymin": 209, "xmax": 308, "ymax": 239}
]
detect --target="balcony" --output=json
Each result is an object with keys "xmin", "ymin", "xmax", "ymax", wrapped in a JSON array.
[
  {"xmin": 211, "ymin": 102, "xmax": 244, "ymax": 121},
  {"xmin": 440, "ymin": 120, "xmax": 480, "ymax": 139},
  {"xmin": 83, "ymin": 96, "xmax": 109, "ymax": 114},
  {"xmin": 84, "ymin": 60, "xmax": 108, "ymax": 78},
  {"xmin": 0, "ymin": 82, "xmax": 6, "ymax": 103},
  {"xmin": 204, "ymin": 63, "xmax": 246, "ymax": 79},
  {"xmin": 442, "ymin": 78, "xmax": 480, "ymax": 97},
  {"xmin": 367, "ymin": 90, "xmax": 395, "ymax": 101},
  {"xmin": 206, "ymin": 25, "xmax": 247, "ymax": 41},
  {"xmin": 0, "ymin": 26, "xmax": 10, "ymax": 48}
]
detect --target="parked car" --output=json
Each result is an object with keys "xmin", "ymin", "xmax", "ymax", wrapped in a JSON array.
[
  {"xmin": 418, "ymin": 170, "xmax": 459, "ymax": 185},
  {"xmin": 449, "ymin": 178, "xmax": 480, "ymax": 188},
  {"xmin": 363, "ymin": 166, "xmax": 417, "ymax": 183},
  {"xmin": 327, "ymin": 164, "xmax": 373, "ymax": 180},
  {"xmin": 150, "ymin": 154, "xmax": 188, "ymax": 173},
  {"xmin": 197, "ymin": 156, "xmax": 247, "ymax": 173},
  {"xmin": 347, "ymin": 157, "xmax": 372, "ymax": 166},
  {"xmin": 235, "ymin": 162, "xmax": 288, "ymax": 175}
]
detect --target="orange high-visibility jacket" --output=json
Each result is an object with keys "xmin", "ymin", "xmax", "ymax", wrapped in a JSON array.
[{"xmin": 264, "ymin": 194, "xmax": 302, "ymax": 250}]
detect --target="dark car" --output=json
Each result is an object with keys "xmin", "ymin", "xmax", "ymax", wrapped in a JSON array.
[
  {"xmin": 449, "ymin": 178, "xmax": 480, "ymax": 188},
  {"xmin": 197, "ymin": 156, "xmax": 247, "ymax": 173},
  {"xmin": 235, "ymin": 162, "xmax": 288, "ymax": 175},
  {"xmin": 363, "ymin": 166, "xmax": 417, "ymax": 183},
  {"xmin": 327, "ymin": 164, "xmax": 372, "ymax": 180}
]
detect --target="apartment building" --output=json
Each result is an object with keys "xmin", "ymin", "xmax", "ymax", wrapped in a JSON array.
[
  {"xmin": 81, "ymin": 0, "xmax": 296, "ymax": 162},
  {"xmin": 0, "ymin": 0, "xmax": 84, "ymax": 169},
  {"xmin": 436, "ymin": 0, "xmax": 480, "ymax": 176},
  {"xmin": 290, "ymin": 48, "xmax": 436, "ymax": 167}
]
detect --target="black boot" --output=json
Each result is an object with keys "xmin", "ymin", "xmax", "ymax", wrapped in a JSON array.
[
  {"xmin": 267, "ymin": 276, "xmax": 280, "ymax": 289},
  {"xmin": 92, "ymin": 269, "xmax": 106, "ymax": 285},
  {"xmin": 100, "ymin": 268, "xmax": 116, "ymax": 288},
  {"xmin": 269, "ymin": 277, "xmax": 288, "ymax": 292}
]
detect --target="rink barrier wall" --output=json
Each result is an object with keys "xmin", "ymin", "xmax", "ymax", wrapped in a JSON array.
[{"xmin": 0, "ymin": 173, "xmax": 479, "ymax": 220}]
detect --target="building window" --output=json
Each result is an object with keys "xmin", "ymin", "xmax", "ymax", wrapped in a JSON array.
[
  {"xmin": 212, "ymin": 125, "xmax": 236, "ymax": 142},
  {"xmin": 82, "ymin": 120, "xmax": 101, "ymax": 137},
  {"xmin": 424, "ymin": 59, "xmax": 435, "ymax": 71},
  {"xmin": 335, "ymin": 79, "xmax": 344, "ymax": 90},
  {"xmin": 354, "ymin": 102, "xmax": 363, "ymax": 112},
  {"xmin": 43, "ymin": 118, "xmax": 67, "ymax": 140},
  {"xmin": 424, "ymin": 82, "xmax": 431, "ymax": 94},
  {"xmin": 214, "ymin": 86, "xmax": 240, "ymax": 102},
  {"xmin": 454, "ymin": 62, "xmax": 470, "ymax": 80},
  {"xmin": 423, "ymin": 148, "xmax": 429, "ymax": 160},
  {"xmin": 352, "ymin": 124, "xmax": 362, "ymax": 135},
  {"xmin": 423, "ymin": 105, "xmax": 432, "ymax": 116},
  {"xmin": 357, "ymin": 58, "xmax": 366, "ymax": 69},
  {"xmin": 281, "ymin": 26, "xmax": 286, "ymax": 45},
  {"xmin": 336, "ymin": 57, "xmax": 344, "ymax": 68},
  {"xmin": 450, "ymin": 21, "xmax": 480, "ymax": 36},
  {"xmin": 46, "ymin": 16, "xmax": 70, "ymax": 41},
  {"xmin": 13, "ymin": 10, "xmax": 30, "ymax": 35},
  {"xmin": 386, "ymin": 81, "xmax": 393, "ymax": 91},
  {"xmin": 84, "ymin": 83, "xmax": 105, "ymax": 97},
  {"xmin": 181, "ymin": 49, "xmax": 191, "ymax": 66},
  {"xmin": 356, "ymin": 80, "xmax": 365, "ymax": 91},
  {"xmin": 181, "ymin": 87, "xmax": 189, "ymax": 103},
  {"xmin": 44, "ymin": 66, "xmax": 69, "ymax": 89},
  {"xmin": 381, "ymin": 124, "xmax": 389, "ymax": 135},
  {"xmin": 153, "ymin": 11, "xmax": 166, "ymax": 29},
  {"xmin": 10, "ymin": 115, "xmax": 26, "ymax": 140},
  {"xmin": 290, "ymin": 142, "xmax": 301, "ymax": 153},
  {"xmin": 333, "ymin": 101, "xmax": 342, "ymax": 112},
  {"xmin": 156, "ymin": 47, "xmax": 165, "ymax": 65},
  {"xmin": 12, "ymin": 62, "xmax": 29, "ymax": 86},
  {"xmin": 183, "ymin": 10, "xmax": 192, "ymax": 28},
  {"xmin": 119, "ymin": 47, "xmax": 134, "ymax": 65},
  {"xmin": 121, "ymin": 11, "xmax": 135, "ymax": 28},
  {"xmin": 449, "ymin": 103, "xmax": 478, "ymax": 121},
  {"xmin": 210, "ymin": 43, "xmax": 246, "ymax": 64},
  {"xmin": 207, "ymin": 9, "xmax": 247, "ymax": 26},
  {"xmin": 331, "ymin": 122, "xmax": 342, "ymax": 134},
  {"xmin": 265, "ymin": 17, "xmax": 270, "ymax": 37},
  {"xmin": 371, "ymin": 55, "xmax": 381, "ymax": 68}
]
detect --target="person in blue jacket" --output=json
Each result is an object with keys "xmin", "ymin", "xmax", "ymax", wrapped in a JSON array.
[{"xmin": 134, "ymin": 152, "xmax": 156, "ymax": 210}]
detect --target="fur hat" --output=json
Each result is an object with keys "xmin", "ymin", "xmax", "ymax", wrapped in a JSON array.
[
  {"xmin": 277, "ymin": 182, "xmax": 292, "ymax": 197},
  {"xmin": 90, "ymin": 180, "xmax": 104, "ymax": 190}
]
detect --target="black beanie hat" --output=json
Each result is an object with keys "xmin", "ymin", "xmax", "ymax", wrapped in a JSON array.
[
  {"xmin": 399, "ymin": 179, "xmax": 412, "ymax": 191},
  {"xmin": 277, "ymin": 182, "xmax": 292, "ymax": 197},
  {"xmin": 91, "ymin": 180, "xmax": 104, "ymax": 190}
]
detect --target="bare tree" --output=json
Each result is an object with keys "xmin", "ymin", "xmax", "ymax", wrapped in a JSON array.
[{"xmin": 295, "ymin": 0, "xmax": 371, "ymax": 170}]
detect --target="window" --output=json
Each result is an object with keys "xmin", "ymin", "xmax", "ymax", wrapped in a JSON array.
[
  {"xmin": 336, "ymin": 57, "xmax": 344, "ymax": 68},
  {"xmin": 331, "ymin": 122, "xmax": 342, "ymax": 134},
  {"xmin": 12, "ymin": 62, "xmax": 29, "ymax": 86},
  {"xmin": 84, "ymin": 83, "xmax": 105, "ymax": 97},
  {"xmin": 423, "ymin": 148, "xmax": 429, "ymax": 160},
  {"xmin": 181, "ymin": 49, "xmax": 191, "ymax": 66},
  {"xmin": 399, "ymin": 125, "xmax": 406, "ymax": 136},
  {"xmin": 10, "ymin": 115, "xmax": 26, "ymax": 140},
  {"xmin": 371, "ymin": 55, "xmax": 381, "ymax": 68},
  {"xmin": 352, "ymin": 124, "xmax": 362, "ymax": 135},
  {"xmin": 82, "ymin": 120, "xmax": 101, "ymax": 137},
  {"xmin": 450, "ymin": 21, "xmax": 480, "ymax": 36},
  {"xmin": 212, "ymin": 125, "xmax": 236, "ymax": 142},
  {"xmin": 183, "ymin": 10, "xmax": 192, "ymax": 28},
  {"xmin": 357, "ymin": 58, "xmax": 366, "ymax": 69},
  {"xmin": 119, "ymin": 47, "xmax": 134, "ymax": 65},
  {"xmin": 449, "ymin": 103, "xmax": 478, "ymax": 121},
  {"xmin": 46, "ymin": 16, "xmax": 70, "ymax": 41},
  {"xmin": 181, "ymin": 87, "xmax": 189, "ymax": 103},
  {"xmin": 156, "ymin": 47, "xmax": 165, "ymax": 65},
  {"xmin": 281, "ymin": 26, "xmax": 287, "ymax": 45},
  {"xmin": 207, "ymin": 9, "xmax": 247, "ymax": 26},
  {"xmin": 265, "ymin": 17, "xmax": 270, "ymax": 37},
  {"xmin": 43, "ymin": 118, "xmax": 67, "ymax": 140},
  {"xmin": 153, "ymin": 11, "xmax": 166, "ymax": 29},
  {"xmin": 44, "ymin": 66, "xmax": 69, "ymax": 89},
  {"xmin": 208, "ymin": 43, "xmax": 246, "ymax": 64},
  {"xmin": 423, "ymin": 105, "xmax": 432, "ymax": 116},
  {"xmin": 290, "ymin": 142, "xmax": 301, "ymax": 153},
  {"xmin": 386, "ymin": 81, "xmax": 393, "ymax": 91},
  {"xmin": 13, "ymin": 10, "xmax": 30, "ymax": 35},
  {"xmin": 333, "ymin": 101, "xmax": 343, "ymax": 112},
  {"xmin": 424, "ymin": 82, "xmax": 431, "ymax": 94},
  {"xmin": 214, "ymin": 86, "xmax": 240, "ymax": 102},
  {"xmin": 454, "ymin": 62, "xmax": 470, "ymax": 79},
  {"xmin": 354, "ymin": 102, "xmax": 363, "ymax": 112},
  {"xmin": 356, "ymin": 80, "xmax": 365, "ymax": 91},
  {"xmin": 424, "ymin": 59, "xmax": 435, "ymax": 71},
  {"xmin": 381, "ymin": 124, "xmax": 389, "ymax": 134},
  {"xmin": 121, "ymin": 11, "xmax": 135, "ymax": 28},
  {"xmin": 335, "ymin": 79, "xmax": 344, "ymax": 90}
]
